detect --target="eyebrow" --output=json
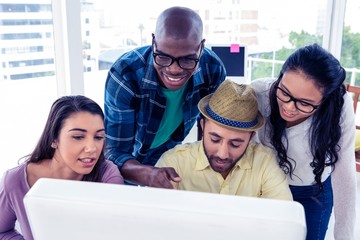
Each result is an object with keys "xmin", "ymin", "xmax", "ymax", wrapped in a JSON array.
[
  {"xmin": 279, "ymin": 83, "xmax": 318, "ymax": 103},
  {"xmin": 154, "ymin": 46, "xmax": 198, "ymax": 59},
  {"xmin": 68, "ymin": 128, "xmax": 105, "ymax": 133},
  {"xmin": 209, "ymin": 132, "xmax": 245, "ymax": 142}
]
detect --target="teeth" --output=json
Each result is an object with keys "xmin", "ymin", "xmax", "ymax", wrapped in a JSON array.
[
  {"xmin": 167, "ymin": 77, "xmax": 181, "ymax": 82},
  {"xmin": 284, "ymin": 109, "xmax": 294, "ymax": 116},
  {"xmin": 80, "ymin": 158, "xmax": 92, "ymax": 163}
]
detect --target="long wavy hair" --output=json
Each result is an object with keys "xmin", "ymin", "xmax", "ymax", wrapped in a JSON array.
[
  {"xmin": 25, "ymin": 95, "xmax": 106, "ymax": 182},
  {"xmin": 269, "ymin": 43, "xmax": 346, "ymax": 189}
]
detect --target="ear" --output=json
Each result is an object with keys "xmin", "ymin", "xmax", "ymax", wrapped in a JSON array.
[
  {"xmin": 250, "ymin": 131, "xmax": 256, "ymax": 139},
  {"xmin": 200, "ymin": 118, "xmax": 205, "ymax": 131},
  {"xmin": 197, "ymin": 118, "xmax": 206, "ymax": 141},
  {"xmin": 51, "ymin": 141, "xmax": 58, "ymax": 149}
]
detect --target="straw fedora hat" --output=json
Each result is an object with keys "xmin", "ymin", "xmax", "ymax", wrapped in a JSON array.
[{"xmin": 198, "ymin": 79, "xmax": 264, "ymax": 131}]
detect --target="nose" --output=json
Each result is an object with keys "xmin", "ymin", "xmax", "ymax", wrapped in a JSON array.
[
  {"xmin": 216, "ymin": 142, "xmax": 230, "ymax": 160},
  {"xmin": 84, "ymin": 139, "xmax": 97, "ymax": 153},
  {"xmin": 167, "ymin": 60, "xmax": 183, "ymax": 73},
  {"xmin": 283, "ymin": 100, "xmax": 297, "ymax": 112}
]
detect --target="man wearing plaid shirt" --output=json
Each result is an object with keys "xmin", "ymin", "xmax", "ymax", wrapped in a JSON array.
[{"xmin": 104, "ymin": 6, "xmax": 226, "ymax": 188}]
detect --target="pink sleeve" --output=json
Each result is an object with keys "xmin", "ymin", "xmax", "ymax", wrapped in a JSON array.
[{"xmin": 100, "ymin": 160, "xmax": 125, "ymax": 184}]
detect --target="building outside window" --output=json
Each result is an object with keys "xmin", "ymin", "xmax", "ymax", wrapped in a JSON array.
[{"xmin": 0, "ymin": 0, "xmax": 359, "ymax": 179}]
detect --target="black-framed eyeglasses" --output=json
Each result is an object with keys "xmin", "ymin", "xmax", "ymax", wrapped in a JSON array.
[
  {"xmin": 275, "ymin": 86, "xmax": 321, "ymax": 113},
  {"xmin": 152, "ymin": 34, "xmax": 205, "ymax": 70}
]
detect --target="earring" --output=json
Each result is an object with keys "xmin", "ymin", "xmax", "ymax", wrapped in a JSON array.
[{"xmin": 51, "ymin": 143, "xmax": 58, "ymax": 149}]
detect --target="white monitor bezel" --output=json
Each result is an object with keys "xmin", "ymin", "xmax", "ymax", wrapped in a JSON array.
[{"xmin": 24, "ymin": 178, "xmax": 306, "ymax": 240}]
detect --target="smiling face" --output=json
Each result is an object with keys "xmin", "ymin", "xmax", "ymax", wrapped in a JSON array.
[
  {"xmin": 277, "ymin": 70, "xmax": 323, "ymax": 127},
  {"xmin": 52, "ymin": 111, "xmax": 105, "ymax": 179},
  {"xmin": 153, "ymin": 36, "xmax": 203, "ymax": 90},
  {"xmin": 201, "ymin": 119, "xmax": 254, "ymax": 179}
]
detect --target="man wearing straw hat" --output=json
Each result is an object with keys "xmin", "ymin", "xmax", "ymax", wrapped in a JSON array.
[{"xmin": 156, "ymin": 80, "xmax": 292, "ymax": 200}]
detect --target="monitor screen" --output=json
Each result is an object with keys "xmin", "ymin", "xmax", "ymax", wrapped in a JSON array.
[
  {"xmin": 24, "ymin": 178, "xmax": 306, "ymax": 240},
  {"xmin": 210, "ymin": 44, "xmax": 248, "ymax": 84}
]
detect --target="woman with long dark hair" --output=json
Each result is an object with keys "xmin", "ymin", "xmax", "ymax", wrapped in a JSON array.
[
  {"xmin": 252, "ymin": 44, "xmax": 357, "ymax": 240},
  {"xmin": 0, "ymin": 95, "xmax": 124, "ymax": 240}
]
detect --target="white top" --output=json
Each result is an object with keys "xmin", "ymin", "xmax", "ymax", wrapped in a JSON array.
[{"xmin": 251, "ymin": 77, "xmax": 357, "ymax": 239}]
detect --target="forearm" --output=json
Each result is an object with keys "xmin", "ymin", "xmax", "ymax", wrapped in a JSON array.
[
  {"xmin": 332, "ymin": 161, "xmax": 357, "ymax": 239},
  {"xmin": 332, "ymin": 94, "xmax": 357, "ymax": 239},
  {"xmin": 0, "ymin": 229, "xmax": 25, "ymax": 240},
  {"xmin": 121, "ymin": 159, "xmax": 181, "ymax": 188},
  {"xmin": 120, "ymin": 159, "xmax": 154, "ymax": 186}
]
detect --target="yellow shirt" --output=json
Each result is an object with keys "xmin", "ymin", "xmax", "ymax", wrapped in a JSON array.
[{"xmin": 156, "ymin": 141, "xmax": 292, "ymax": 201}]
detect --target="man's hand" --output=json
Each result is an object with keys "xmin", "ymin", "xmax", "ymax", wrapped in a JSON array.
[
  {"xmin": 121, "ymin": 159, "xmax": 181, "ymax": 188},
  {"xmin": 146, "ymin": 166, "xmax": 181, "ymax": 188}
]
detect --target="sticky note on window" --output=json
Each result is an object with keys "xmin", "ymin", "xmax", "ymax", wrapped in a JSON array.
[{"xmin": 230, "ymin": 44, "xmax": 240, "ymax": 53}]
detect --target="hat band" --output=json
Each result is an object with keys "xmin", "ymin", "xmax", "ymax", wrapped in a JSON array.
[{"xmin": 206, "ymin": 105, "xmax": 258, "ymax": 129}]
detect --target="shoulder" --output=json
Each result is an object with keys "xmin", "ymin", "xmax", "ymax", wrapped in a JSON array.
[
  {"xmin": 245, "ymin": 143, "xmax": 285, "ymax": 176},
  {"xmin": 2, "ymin": 164, "xmax": 26, "ymax": 183},
  {"xmin": 247, "ymin": 142, "xmax": 277, "ymax": 164},
  {"xmin": 251, "ymin": 78, "xmax": 275, "ymax": 115},
  {"xmin": 162, "ymin": 142, "xmax": 198, "ymax": 158},
  {"xmin": 99, "ymin": 160, "xmax": 124, "ymax": 184},
  {"xmin": 113, "ymin": 46, "xmax": 152, "ymax": 64},
  {"xmin": 105, "ymin": 46, "xmax": 156, "ymax": 96},
  {"xmin": 251, "ymin": 77, "xmax": 275, "ymax": 93},
  {"xmin": 157, "ymin": 142, "xmax": 200, "ymax": 167},
  {"xmin": 198, "ymin": 48, "xmax": 227, "ymax": 75},
  {"xmin": 343, "ymin": 91, "xmax": 355, "ymax": 113},
  {"xmin": 201, "ymin": 48, "xmax": 223, "ymax": 63},
  {"xmin": 193, "ymin": 49, "xmax": 227, "ymax": 89},
  {"xmin": 1, "ymin": 163, "xmax": 27, "ymax": 195},
  {"xmin": 100, "ymin": 160, "xmax": 120, "ymax": 173},
  {"xmin": 251, "ymin": 142, "xmax": 275, "ymax": 154},
  {"xmin": 340, "ymin": 91, "xmax": 356, "ymax": 126},
  {"xmin": 108, "ymin": 46, "xmax": 153, "ymax": 80}
]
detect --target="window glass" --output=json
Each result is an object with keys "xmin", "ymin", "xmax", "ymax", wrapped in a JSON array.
[
  {"xmin": 0, "ymin": 2, "xmax": 56, "ymax": 81},
  {"xmin": 82, "ymin": 0, "xmax": 328, "ymax": 80},
  {"xmin": 0, "ymin": 0, "xmax": 355, "ymax": 176},
  {"xmin": 0, "ymin": 1, "xmax": 57, "ymax": 175},
  {"xmin": 342, "ymin": 0, "xmax": 360, "ymax": 85}
]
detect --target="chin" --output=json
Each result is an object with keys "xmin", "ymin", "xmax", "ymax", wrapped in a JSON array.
[{"xmin": 164, "ymin": 81, "xmax": 186, "ymax": 90}]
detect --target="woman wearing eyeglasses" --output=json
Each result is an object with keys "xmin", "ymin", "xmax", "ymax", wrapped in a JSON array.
[{"xmin": 251, "ymin": 43, "xmax": 356, "ymax": 240}]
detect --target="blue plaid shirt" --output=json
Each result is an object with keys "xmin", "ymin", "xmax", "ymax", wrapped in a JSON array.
[{"xmin": 104, "ymin": 45, "xmax": 226, "ymax": 167}]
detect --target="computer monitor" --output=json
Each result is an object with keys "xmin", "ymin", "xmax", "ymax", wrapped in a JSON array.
[
  {"xmin": 210, "ymin": 44, "xmax": 248, "ymax": 84},
  {"xmin": 24, "ymin": 178, "xmax": 306, "ymax": 240}
]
